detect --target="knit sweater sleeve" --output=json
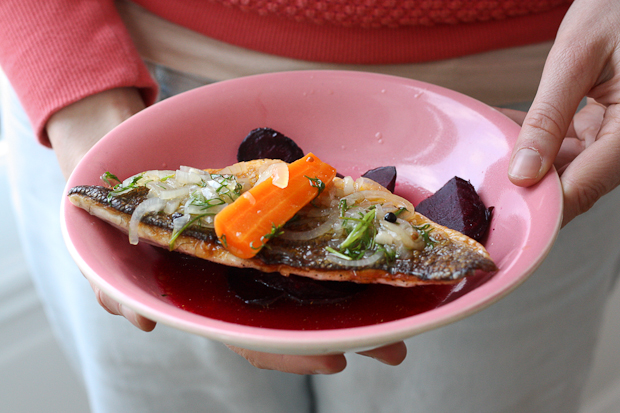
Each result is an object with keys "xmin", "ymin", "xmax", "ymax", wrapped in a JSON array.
[{"xmin": 0, "ymin": 0, "xmax": 158, "ymax": 146}]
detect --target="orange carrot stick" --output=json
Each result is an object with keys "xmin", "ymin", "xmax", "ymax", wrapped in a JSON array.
[{"xmin": 214, "ymin": 153, "xmax": 337, "ymax": 259}]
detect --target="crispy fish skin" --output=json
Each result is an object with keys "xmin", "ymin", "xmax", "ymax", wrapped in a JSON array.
[
  {"xmin": 262, "ymin": 225, "xmax": 497, "ymax": 284},
  {"xmin": 68, "ymin": 177, "xmax": 497, "ymax": 287},
  {"xmin": 68, "ymin": 185, "xmax": 249, "ymax": 269}
]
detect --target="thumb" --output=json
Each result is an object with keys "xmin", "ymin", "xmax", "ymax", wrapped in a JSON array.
[
  {"xmin": 508, "ymin": 23, "xmax": 608, "ymax": 187},
  {"xmin": 508, "ymin": 77, "xmax": 584, "ymax": 187}
]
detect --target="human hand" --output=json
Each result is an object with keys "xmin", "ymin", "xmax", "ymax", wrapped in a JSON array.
[
  {"xmin": 226, "ymin": 341, "xmax": 407, "ymax": 375},
  {"xmin": 47, "ymin": 87, "xmax": 155, "ymax": 330},
  {"xmin": 90, "ymin": 280, "xmax": 157, "ymax": 331},
  {"xmin": 47, "ymin": 87, "xmax": 146, "ymax": 179},
  {"xmin": 507, "ymin": 0, "xmax": 620, "ymax": 226}
]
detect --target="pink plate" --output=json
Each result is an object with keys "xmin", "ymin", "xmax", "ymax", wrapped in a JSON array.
[{"xmin": 61, "ymin": 71, "xmax": 562, "ymax": 354}]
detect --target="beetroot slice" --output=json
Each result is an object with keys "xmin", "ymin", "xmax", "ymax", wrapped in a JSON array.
[
  {"xmin": 227, "ymin": 267, "xmax": 366, "ymax": 306},
  {"xmin": 362, "ymin": 166, "xmax": 397, "ymax": 192},
  {"xmin": 415, "ymin": 177, "xmax": 493, "ymax": 242},
  {"xmin": 237, "ymin": 128, "xmax": 304, "ymax": 163},
  {"xmin": 226, "ymin": 268, "xmax": 284, "ymax": 306},
  {"xmin": 261, "ymin": 273, "xmax": 366, "ymax": 304}
]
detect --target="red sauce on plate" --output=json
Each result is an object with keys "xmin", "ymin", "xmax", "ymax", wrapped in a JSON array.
[{"xmin": 150, "ymin": 250, "xmax": 491, "ymax": 330}]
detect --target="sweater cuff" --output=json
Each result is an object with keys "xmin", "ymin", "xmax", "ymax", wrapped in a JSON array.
[{"xmin": 0, "ymin": 0, "xmax": 159, "ymax": 147}]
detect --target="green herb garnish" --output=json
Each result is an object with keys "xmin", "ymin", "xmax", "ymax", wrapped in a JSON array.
[
  {"xmin": 106, "ymin": 173, "xmax": 144, "ymax": 199},
  {"xmin": 414, "ymin": 223, "xmax": 437, "ymax": 248},
  {"xmin": 378, "ymin": 245, "xmax": 397, "ymax": 263},
  {"xmin": 328, "ymin": 208, "xmax": 378, "ymax": 260},
  {"xmin": 188, "ymin": 190, "xmax": 227, "ymax": 210},
  {"xmin": 210, "ymin": 174, "xmax": 242, "ymax": 203},
  {"xmin": 101, "ymin": 172, "xmax": 121, "ymax": 187},
  {"xmin": 262, "ymin": 223, "xmax": 284, "ymax": 241},
  {"xmin": 339, "ymin": 198, "xmax": 351, "ymax": 217},
  {"xmin": 305, "ymin": 175, "xmax": 326, "ymax": 195},
  {"xmin": 325, "ymin": 246, "xmax": 353, "ymax": 260},
  {"xmin": 250, "ymin": 223, "xmax": 284, "ymax": 250},
  {"xmin": 168, "ymin": 213, "xmax": 213, "ymax": 250},
  {"xmin": 394, "ymin": 207, "xmax": 408, "ymax": 217}
]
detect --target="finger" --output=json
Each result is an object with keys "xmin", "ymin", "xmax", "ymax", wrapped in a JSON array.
[
  {"xmin": 572, "ymin": 99, "xmax": 606, "ymax": 146},
  {"xmin": 554, "ymin": 101, "xmax": 606, "ymax": 171},
  {"xmin": 560, "ymin": 104, "xmax": 620, "ymax": 226},
  {"xmin": 554, "ymin": 137, "xmax": 584, "ymax": 173},
  {"xmin": 89, "ymin": 281, "xmax": 156, "ymax": 332},
  {"xmin": 508, "ymin": 34, "xmax": 609, "ymax": 186},
  {"xmin": 226, "ymin": 345, "xmax": 347, "ymax": 375},
  {"xmin": 357, "ymin": 341, "xmax": 407, "ymax": 366}
]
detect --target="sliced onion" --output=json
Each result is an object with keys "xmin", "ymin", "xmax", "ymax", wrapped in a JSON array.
[
  {"xmin": 255, "ymin": 162, "xmax": 289, "ymax": 187},
  {"xmin": 374, "ymin": 229, "xmax": 395, "ymax": 245},
  {"xmin": 117, "ymin": 173, "xmax": 142, "ymax": 188},
  {"xmin": 218, "ymin": 162, "xmax": 246, "ymax": 176},
  {"xmin": 145, "ymin": 180, "xmax": 177, "ymax": 199},
  {"xmin": 326, "ymin": 249, "xmax": 384, "ymax": 267},
  {"xmin": 158, "ymin": 186, "xmax": 192, "ymax": 200},
  {"xmin": 142, "ymin": 170, "xmax": 175, "ymax": 181},
  {"xmin": 380, "ymin": 220, "xmax": 419, "ymax": 250},
  {"xmin": 235, "ymin": 177, "xmax": 253, "ymax": 192},
  {"xmin": 179, "ymin": 165, "xmax": 210, "ymax": 176},
  {"xmin": 341, "ymin": 206, "xmax": 366, "ymax": 220},
  {"xmin": 164, "ymin": 199, "xmax": 181, "ymax": 215},
  {"xmin": 175, "ymin": 170, "xmax": 204, "ymax": 185},
  {"xmin": 280, "ymin": 211, "xmax": 340, "ymax": 240},
  {"xmin": 145, "ymin": 181, "xmax": 170, "ymax": 190},
  {"xmin": 184, "ymin": 203, "xmax": 226, "ymax": 216},
  {"xmin": 270, "ymin": 162, "xmax": 289, "ymax": 188},
  {"xmin": 342, "ymin": 176, "xmax": 355, "ymax": 196},
  {"xmin": 342, "ymin": 190, "xmax": 415, "ymax": 213},
  {"xmin": 206, "ymin": 178, "xmax": 229, "ymax": 191},
  {"xmin": 172, "ymin": 213, "xmax": 191, "ymax": 235},
  {"xmin": 201, "ymin": 186, "xmax": 218, "ymax": 200},
  {"xmin": 129, "ymin": 198, "xmax": 166, "ymax": 245}
]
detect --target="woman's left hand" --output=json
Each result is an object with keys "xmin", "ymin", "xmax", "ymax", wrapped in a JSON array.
[
  {"xmin": 501, "ymin": 98, "xmax": 609, "ymax": 227},
  {"xmin": 506, "ymin": 0, "xmax": 620, "ymax": 227}
]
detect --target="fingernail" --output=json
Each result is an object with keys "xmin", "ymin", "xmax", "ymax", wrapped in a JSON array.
[
  {"xmin": 509, "ymin": 148, "xmax": 542, "ymax": 180},
  {"xmin": 311, "ymin": 369, "xmax": 333, "ymax": 375},
  {"xmin": 121, "ymin": 306, "xmax": 145, "ymax": 330},
  {"xmin": 360, "ymin": 353, "xmax": 389, "ymax": 364}
]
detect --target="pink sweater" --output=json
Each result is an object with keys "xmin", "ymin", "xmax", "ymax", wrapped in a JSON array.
[{"xmin": 0, "ymin": 0, "xmax": 572, "ymax": 145}]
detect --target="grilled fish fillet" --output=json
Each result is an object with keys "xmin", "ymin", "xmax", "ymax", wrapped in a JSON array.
[{"xmin": 68, "ymin": 159, "xmax": 497, "ymax": 287}]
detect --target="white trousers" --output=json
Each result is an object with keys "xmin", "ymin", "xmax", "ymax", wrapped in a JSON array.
[{"xmin": 3, "ymin": 67, "xmax": 620, "ymax": 413}]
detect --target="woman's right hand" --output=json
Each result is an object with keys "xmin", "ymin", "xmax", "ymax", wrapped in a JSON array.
[
  {"xmin": 47, "ymin": 87, "xmax": 146, "ymax": 179},
  {"xmin": 47, "ymin": 87, "xmax": 156, "ymax": 331}
]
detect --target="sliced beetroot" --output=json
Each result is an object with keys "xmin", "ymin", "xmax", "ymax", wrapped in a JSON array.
[
  {"xmin": 362, "ymin": 166, "xmax": 397, "ymax": 192},
  {"xmin": 260, "ymin": 273, "xmax": 367, "ymax": 304},
  {"xmin": 226, "ymin": 268, "xmax": 284, "ymax": 305},
  {"xmin": 237, "ymin": 127, "xmax": 304, "ymax": 163},
  {"xmin": 415, "ymin": 177, "xmax": 493, "ymax": 242},
  {"xmin": 226, "ymin": 267, "xmax": 366, "ymax": 306}
]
